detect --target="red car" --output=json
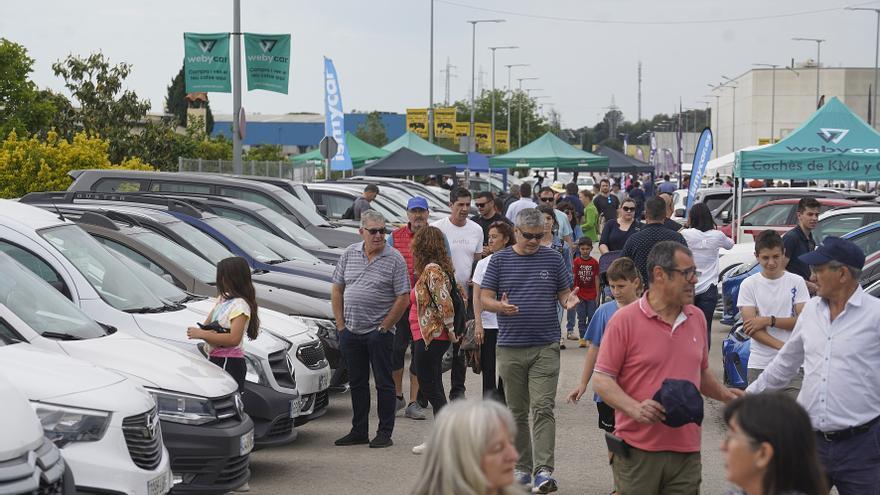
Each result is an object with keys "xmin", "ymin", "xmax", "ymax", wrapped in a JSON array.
[{"xmin": 721, "ymin": 198, "xmax": 862, "ymax": 241}]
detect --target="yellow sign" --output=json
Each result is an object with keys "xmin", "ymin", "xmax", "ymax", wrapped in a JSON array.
[
  {"xmin": 434, "ymin": 107, "xmax": 456, "ymax": 138},
  {"xmin": 453, "ymin": 122, "xmax": 470, "ymax": 144},
  {"xmin": 757, "ymin": 137, "xmax": 779, "ymax": 145},
  {"xmin": 474, "ymin": 123, "xmax": 491, "ymax": 151},
  {"xmin": 495, "ymin": 130, "xmax": 509, "ymax": 152},
  {"xmin": 406, "ymin": 108, "xmax": 428, "ymax": 137}
]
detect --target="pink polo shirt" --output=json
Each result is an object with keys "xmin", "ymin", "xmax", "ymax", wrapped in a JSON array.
[{"xmin": 594, "ymin": 292, "xmax": 708, "ymax": 453}]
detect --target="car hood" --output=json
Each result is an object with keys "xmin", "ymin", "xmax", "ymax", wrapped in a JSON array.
[
  {"xmin": 274, "ymin": 259, "xmax": 335, "ymax": 281},
  {"xmin": 253, "ymin": 283, "xmax": 334, "ymax": 319},
  {"xmin": 0, "ymin": 373, "xmax": 43, "ymax": 456},
  {"xmin": 252, "ymin": 271, "xmax": 333, "ymax": 300},
  {"xmin": 184, "ymin": 299, "xmax": 299, "ymax": 353},
  {"xmin": 59, "ymin": 333, "xmax": 238, "ymax": 398}
]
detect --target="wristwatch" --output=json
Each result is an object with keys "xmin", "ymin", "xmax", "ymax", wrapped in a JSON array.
[{"xmin": 770, "ymin": 315, "xmax": 776, "ymax": 328}]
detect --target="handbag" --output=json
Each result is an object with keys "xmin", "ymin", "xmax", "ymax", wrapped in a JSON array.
[{"xmin": 447, "ymin": 273, "xmax": 468, "ymax": 339}]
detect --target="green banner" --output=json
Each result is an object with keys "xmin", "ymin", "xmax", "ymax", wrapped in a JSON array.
[
  {"xmin": 244, "ymin": 33, "xmax": 291, "ymax": 94},
  {"xmin": 183, "ymin": 32, "xmax": 231, "ymax": 93}
]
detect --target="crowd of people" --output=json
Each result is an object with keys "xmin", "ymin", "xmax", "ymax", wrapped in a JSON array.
[{"xmin": 323, "ymin": 177, "xmax": 879, "ymax": 495}]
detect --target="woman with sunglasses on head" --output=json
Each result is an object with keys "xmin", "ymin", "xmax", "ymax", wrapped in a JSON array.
[{"xmin": 598, "ymin": 198, "xmax": 642, "ymax": 254}]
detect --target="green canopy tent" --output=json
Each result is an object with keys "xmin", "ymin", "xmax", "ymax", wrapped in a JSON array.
[
  {"xmin": 488, "ymin": 132, "xmax": 609, "ymax": 171},
  {"xmin": 382, "ymin": 132, "xmax": 467, "ymax": 164},
  {"xmin": 291, "ymin": 132, "xmax": 389, "ymax": 168}
]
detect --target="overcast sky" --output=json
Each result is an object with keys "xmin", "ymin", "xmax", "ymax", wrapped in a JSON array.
[{"xmin": 2, "ymin": 0, "xmax": 876, "ymax": 129}]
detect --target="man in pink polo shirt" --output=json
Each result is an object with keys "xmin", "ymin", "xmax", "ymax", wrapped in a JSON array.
[{"xmin": 593, "ymin": 241, "xmax": 742, "ymax": 493}]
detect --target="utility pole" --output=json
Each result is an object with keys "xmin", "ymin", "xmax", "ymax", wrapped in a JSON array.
[
  {"xmin": 505, "ymin": 64, "xmax": 528, "ymax": 146},
  {"xmin": 793, "ymin": 37, "xmax": 826, "ymax": 107},
  {"xmin": 722, "ymin": 76, "xmax": 739, "ymax": 154},
  {"xmin": 489, "ymin": 46, "xmax": 517, "ymax": 155},
  {"xmin": 441, "ymin": 58, "xmax": 458, "ymax": 106},
  {"xmin": 468, "ymin": 19, "xmax": 504, "ymax": 152},
  {"xmin": 232, "ymin": 0, "xmax": 242, "ymax": 174},
  {"xmin": 753, "ymin": 63, "xmax": 779, "ymax": 142},
  {"xmin": 516, "ymin": 77, "xmax": 538, "ymax": 148},
  {"xmin": 637, "ymin": 61, "xmax": 643, "ymax": 122},
  {"xmin": 428, "ymin": 0, "xmax": 434, "ymax": 142}
]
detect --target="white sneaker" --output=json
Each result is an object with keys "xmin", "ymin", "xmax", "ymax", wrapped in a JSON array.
[{"xmin": 412, "ymin": 442, "xmax": 427, "ymax": 455}]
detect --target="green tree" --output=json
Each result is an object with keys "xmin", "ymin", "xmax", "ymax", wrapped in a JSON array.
[
  {"xmin": 165, "ymin": 66, "xmax": 214, "ymax": 133},
  {"xmin": 355, "ymin": 111, "xmax": 388, "ymax": 147},
  {"xmin": 453, "ymin": 89, "xmax": 546, "ymax": 149},
  {"xmin": 243, "ymin": 144, "xmax": 283, "ymax": 161},
  {"xmin": 0, "ymin": 39, "xmax": 57, "ymax": 138}
]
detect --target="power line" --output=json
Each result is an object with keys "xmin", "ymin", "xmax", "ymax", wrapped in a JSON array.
[{"xmin": 436, "ymin": 0, "xmax": 878, "ymax": 26}]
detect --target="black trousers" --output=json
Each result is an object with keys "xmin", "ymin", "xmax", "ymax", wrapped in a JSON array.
[
  {"xmin": 413, "ymin": 339, "xmax": 450, "ymax": 416},
  {"xmin": 340, "ymin": 330, "xmax": 396, "ymax": 438},
  {"xmin": 693, "ymin": 285, "xmax": 718, "ymax": 350},
  {"xmin": 479, "ymin": 328, "xmax": 505, "ymax": 402},
  {"xmin": 210, "ymin": 356, "xmax": 246, "ymax": 393}
]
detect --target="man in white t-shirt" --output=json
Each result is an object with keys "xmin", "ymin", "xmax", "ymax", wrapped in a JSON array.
[
  {"xmin": 737, "ymin": 230, "xmax": 809, "ymax": 398},
  {"xmin": 505, "ymin": 183, "xmax": 536, "ymax": 223},
  {"xmin": 431, "ymin": 186, "xmax": 483, "ymax": 400}
]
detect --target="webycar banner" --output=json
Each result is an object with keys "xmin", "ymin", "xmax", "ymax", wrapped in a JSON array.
[
  {"xmin": 184, "ymin": 33, "xmax": 231, "ymax": 93},
  {"xmin": 244, "ymin": 33, "xmax": 291, "ymax": 94},
  {"xmin": 324, "ymin": 57, "xmax": 352, "ymax": 171}
]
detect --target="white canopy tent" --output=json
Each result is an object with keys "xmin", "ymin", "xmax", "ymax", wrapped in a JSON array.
[{"xmin": 706, "ymin": 145, "xmax": 769, "ymax": 178}]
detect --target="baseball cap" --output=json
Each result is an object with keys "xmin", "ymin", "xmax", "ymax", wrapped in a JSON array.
[
  {"xmin": 652, "ymin": 379, "xmax": 704, "ymax": 428},
  {"xmin": 406, "ymin": 196, "xmax": 429, "ymax": 211},
  {"xmin": 799, "ymin": 236, "xmax": 865, "ymax": 270}
]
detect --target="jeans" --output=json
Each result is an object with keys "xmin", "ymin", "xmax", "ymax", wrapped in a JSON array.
[
  {"xmin": 413, "ymin": 339, "xmax": 450, "ymax": 416},
  {"xmin": 449, "ymin": 343, "xmax": 467, "ymax": 399},
  {"xmin": 479, "ymin": 328, "xmax": 505, "ymax": 402},
  {"xmin": 816, "ymin": 419, "xmax": 880, "ymax": 495},
  {"xmin": 339, "ymin": 330, "xmax": 396, "ymax": 438},
  {"xmin": 566, "ymin": 299, "xmax": 597, "ymax": 338},
  {"xmin": 693, "ymin": 285, "xmax": 718, "ymax": 350}
]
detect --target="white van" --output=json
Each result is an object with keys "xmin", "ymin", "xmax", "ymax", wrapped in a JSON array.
[
  {"xmin": 0, "ymin": 373, "xmax": 73, "ymax": 494},
  {"xmin": 0, "ymin": 344, "xmax": 172, "ymax": 495}
]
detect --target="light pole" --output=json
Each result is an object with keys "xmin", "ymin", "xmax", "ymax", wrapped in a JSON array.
[
  {"xmin": 428, "ymin": 0, "xmax": 434, "ymax": 142},
  {"xmin": 232, "ymin": 0, "xmax": 242, "ymax": 174},
  {"xmin": 524, "ymin": 88, "xmax": 544, "ymax": 144},
  {"xmin": 705, "ymin": 87, "xmax": 722, "ymax": 157},
  {"xmin": 697, "ymin": 100, "xmax": 711, "ymax": 129},
  {"xmin": 489, "ymin": 46, "xmax": 518, "ymax": 154},
  {"xmin": 528, "ymin": 93, "xmax": 549, "ymax": 138},
  {"xmin": 467, "ymin": 19, "xmax": 505, "ymax": 152},
  {"xmin": 793, "ymin": 37, "xmax": 826, "ymax": 107},
  {"xmin": 516, "ymin": 77, "xmax": 538, "ymax": 148},
  {"xmin": 722, "ymin": 76, "xmax": 739, "ymax": 154},
  {"xmin": 753, "ymin": 63, "xmax": 779, "ymax": 143},
  {"xmin": 505, "ymin": 64, "xmax": 529, "ymax": 149},
  {"xmin": 847, "ymin": 7, "xmax": 880, "ymax": 126}
]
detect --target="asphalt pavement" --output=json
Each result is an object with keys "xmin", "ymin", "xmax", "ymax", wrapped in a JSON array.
[{"xmin": 248, "ymin": 317, "xmax": 737, "ymax": 494}]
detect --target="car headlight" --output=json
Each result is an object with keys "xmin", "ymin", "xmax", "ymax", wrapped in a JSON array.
[
  {"xmin": 147, "ymin": 389, "xmax": 216, "ymax": 425},
  {"xmin": 292, "ymin": 316, "xmax": 335, "ymax": 335},
  {"xmin": 244, "ymin": 354, "xmax": 269, "ymax": 386},
  {"xmin": 32, "ymin": 402, "xmax": 110, "ymax": 448}
]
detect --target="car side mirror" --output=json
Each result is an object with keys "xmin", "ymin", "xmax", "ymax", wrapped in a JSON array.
[
  {"xmin": 721, "ymin": 210, "xmax": 731, "ymax": 222},
  {"xmin": 674, "ymin": 208, "xmax": 685, "ymax": 217},
  {"xmin": 317, "ymin": 204, "xmax": 328, "ymax": 215}
]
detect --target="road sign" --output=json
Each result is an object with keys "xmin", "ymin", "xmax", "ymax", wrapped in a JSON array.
[{"xmin": 319, "ymin": 136, "xmax": 338, "ymax": 160}]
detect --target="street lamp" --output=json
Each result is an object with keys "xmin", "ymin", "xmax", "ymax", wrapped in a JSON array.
[
  {"xmin": 847, "ymin": 7, "xmax": 880, "ymax": 126},
  {"xmin": 697, "ymin": 100, "xmax": 712, "ymax": 129},
  {"xmin": 705, "ymin": 85, "xmax": 722, "ymax": 157},
  {"xmin": 467, "ymin": 19, "xmax": 505, "ymax": 151},
  {"xmin": 489, "ymin": 46, "xmax": 518, "ymax": 154},
  {"xmin": 753, "ymin": 63, "xmax": 779, "ymax": 143},
  {"xmin": 792, "ymin": 37, "xmax": 826, "ymax": 107},
  {"xmin": 523, "ymin": 87, "xmax": 544, "ymax": 147},
  {"xmin": 516, "ymin": 77, "xmax": 538, "ymax": 148},
  {"xmin": 505, "ymin": 64, "xmax": 529, "ymax": 149},
  {"xmin": 721, "ymin": 76, "xmax": 739, "ymax": 153},
  {"xmin": 428, "ymin": 0, "xmax": 434, "ymax": 142}
]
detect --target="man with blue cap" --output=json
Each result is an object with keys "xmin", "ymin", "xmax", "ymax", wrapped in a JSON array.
[{"xmin": 748, "ymin": 236, "xmax": 880, "ymax": 494}]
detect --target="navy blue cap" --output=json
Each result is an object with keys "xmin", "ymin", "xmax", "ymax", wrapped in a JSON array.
[
  {"xmin": 799, "ymin": 236, "xmax": 865, "ymax": 270},
  {"xmin": 407, "ymin": 196, "xmax": 429, "ymax": 211},
  {"xmin": 652, "ymin": 379, "xmax": 703, "ymax": 428}
]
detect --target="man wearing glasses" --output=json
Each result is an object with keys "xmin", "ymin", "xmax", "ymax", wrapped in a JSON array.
[
  {"xmin": 471, "ymin": 191, "xmax": 512, "ymax": 256},
  {"xmin": 622, "ymin": 197, "xmax": 687, "ymax": 286},
  {"xmin": 331, "ymin": 209, "xmax": 411, "ymax": 449}
]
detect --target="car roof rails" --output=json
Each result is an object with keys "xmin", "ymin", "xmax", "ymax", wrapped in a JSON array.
[
  {"xmin": 54, "ymin": 191, "xmax": 205, "ymax": 219},
  {"xmin": 19, "ymin": 191, "xmax": 79, "ymax": 204}
]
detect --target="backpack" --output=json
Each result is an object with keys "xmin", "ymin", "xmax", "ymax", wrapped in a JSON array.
[{"xmin": 722, "ymin": 320, "xmax": 751, "ymax": 390}]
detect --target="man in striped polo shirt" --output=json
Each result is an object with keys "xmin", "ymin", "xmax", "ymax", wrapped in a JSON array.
[
  {"xmin": 332, "ymin": 210, "xmax": 411, "ymax": 449},
  {"xmin": 480, "ymin": 208, "xmax": 581, "ymax": 493}
]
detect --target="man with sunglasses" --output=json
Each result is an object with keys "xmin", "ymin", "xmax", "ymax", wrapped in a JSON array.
[
  {"xmin": 332, "ymin": 209, "xmax": 411, "ymax": 449},
  {"xmin": 622, "ymin": 197, "xmax": 687, "ymax": 286},
  {"xmin": 471, "ymin": 191, "xmax": 513, "ymax": 255}
]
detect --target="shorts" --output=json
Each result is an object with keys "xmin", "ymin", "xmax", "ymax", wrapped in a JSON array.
[
  {"xmin": 392, "ymin": 308, "xmax": 414, "ymax": 373},
  {"xmin": 597, "ymin": 401, "xmax": 615, "ymax": 433}
]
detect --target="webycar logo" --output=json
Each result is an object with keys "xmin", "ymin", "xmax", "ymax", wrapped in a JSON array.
[
  {"xmin": 259, "ymin": 39, "xmax": 277, "ymax": 53},
  {"xmin": 785, "ymin": 127, "xmax": 879, "ymax": 154},
  {"xmin": 198, "ymin": 39, "xmax": 217, "ymax": 53},
  {"xmin": 817, "ymin": 128, "xmax": 849, "ymax": 144}
]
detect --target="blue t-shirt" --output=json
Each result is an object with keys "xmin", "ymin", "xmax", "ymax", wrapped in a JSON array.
[
  {"xmin": 583, "ymin": 300, "xmax": 620, "ymax": 402},
  {"xmin": 481, "ymin": 246, "xmax": 573, "ymax": 347}
]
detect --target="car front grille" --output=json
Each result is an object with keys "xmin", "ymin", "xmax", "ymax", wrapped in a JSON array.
[
  {"xmin": 267, "ymin": 350, "xmax": 296, "ymax": 390},
  {"xmin": 0, "ymin": 437, "xmax": 66, "ymax": 495},
  {"xmin": 296, "ymin": 340, "xmax": 328, "ymax": 370},
  {"xmin": 171, "ymin": 454, "xmax": 249, "ymax": 488},
  {"xmin": 211, "ymin": 394, "xmax": 240, "ymax": 426},
  {"xmin": 314, "ymin": 390, "xmax": 329, "ymax": 412},
  {"xmin": 121, "ymin": 407, "xmax": 163, "ymax": 471},
  {"xmin": 266, "ymin": 416, "xmax": 294, "ymax": 438}
]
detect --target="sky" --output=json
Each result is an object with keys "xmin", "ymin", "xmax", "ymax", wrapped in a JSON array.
[{"xmin": 2, "ymin": 0, "xmax": 877, "ymax": 130}]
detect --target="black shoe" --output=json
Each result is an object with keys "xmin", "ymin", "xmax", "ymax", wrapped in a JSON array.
[
  {"xmin": 369, "ymin": 435, "xmax": 393, "ymax": 448},
  {"xmin": 449, "ymin": 391, "xmax": 466, "ymax": 401},
  {"xmin": 334, "ymin": 432, "xmax": 369, "ymax": 446}
]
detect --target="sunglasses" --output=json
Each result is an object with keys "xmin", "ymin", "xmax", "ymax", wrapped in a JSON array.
[
  {"xmin": 475, "ymin": 201, "xmax": 489, "ymax": 208},
  {"xmin": 539, "ymin": 197, "xmax": 555, "ymax": 203},
  {"xmin": 363, "ymin": 227, "xmax": 387, "ymax": 236},
  {"xmin": 621, "ymin": 206, "xmax": 635, "ymax": 212},
  {"xmin": 520, "ymin": 232, "xmax": 545, "ymax": 240}
]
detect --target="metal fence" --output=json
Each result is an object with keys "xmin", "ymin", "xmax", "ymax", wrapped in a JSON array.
[{"xmin": 178, "ymin": 157, "xmax": 317, "ymax": 182}]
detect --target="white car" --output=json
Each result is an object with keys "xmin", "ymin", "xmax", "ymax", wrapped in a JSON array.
[
  {"xmin": 0, "ymin": 372, "xmax": 72, "ymax": 494},
  {"xmin": 576, "ymin": 175, "xmax": 596, "ymax": 191},
  {"xmin": 0, "ymin": 344, "xmax": 172, "ymax": 495},
  {"xmin": 814, "ymin": 205, "xmax": 880, "ymax": 244},
  {"xmin": 718, "ymin": 242, "xmax": 757, "ymax": 281}
]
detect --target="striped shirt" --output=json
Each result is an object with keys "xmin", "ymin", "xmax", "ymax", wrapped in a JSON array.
[
  {"xmin": 481, "ymin": 246, "xmax": 573, "ymax": 347},
  {"xmin": 332, "ymin": 242, "xmax": 410, "ymax": 335}
]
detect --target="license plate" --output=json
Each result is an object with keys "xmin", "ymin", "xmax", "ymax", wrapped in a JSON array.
[
  {"xmin": 319, "ymin": 374, "xmax": 329, "ymax": 390},
  {"xmin": 147, "ymin": 471, "xmax": 171, "ymax": 495},
  {"xmin": 239, "ymin": 430, "xmax": 254, "ymax": 456},
  {"xmin": 289, "ymin": 398, "xmax": 304, "ymax": 418}
]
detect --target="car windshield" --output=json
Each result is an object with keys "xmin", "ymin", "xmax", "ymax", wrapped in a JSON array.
[
  {"xmin": 128, "ymin": 231, "xmax": 217, "ymax": 283},
  {"xmin": 370, "ymin": 198, "xmax": 407, "ymax": 223},
  {"xmin": 253, "ymin": 206, "xmax": 326, "ymax": 250},
  {"xmin": 0, "ymin": 253, "xmax": 107, "ymax": 339},
  {"xmin": 292, "ymin": 184, "xmax": 317, "ymax": 210},
  {"xmin": 814, "ymin": 214, "xmax": 870, "ymax": 245},
  {"xmin": 276, "ymin": 190, "xmax": 331, "ymax": 227},
  {"xmin": 576, "ymin": 177, "xmax": 595, "ymax": 186},
  {"xmin": 109, "ymin": 250, "xmax": 190, "ymax": 304},
  {"xmin": 38, "ymin": 225, "xmax": 167, "ymax": 312},
  {"xmin": 161, "ymin": 219, "xmax": 234, "ymax": 264},
  {"xmin": 202, "ymin": 217, "xmax": 282, "ymax": 263},
  {"xmin": 385, "ymin": 183, "xmax": 448, "ymax": 211},
  {"xmin": 375, "ymin": 187, "xmax": 411, "ymax": 210},
  {"xmin": 233, "ymin": 222, "xmax": 322, "ymax": 264}
]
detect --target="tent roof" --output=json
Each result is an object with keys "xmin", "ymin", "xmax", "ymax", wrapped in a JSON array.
[
  {"xmin": 359, "ymin": 147, "xmax": 457, "ymax": 177},
  {"xmin": 489, "ymin": 132, "xmax": 608, "ymax": 170},
  {"xmin": 705, "ymin": 145, "xmax": 768, "ymax": 177},
  {"xmin": 737, "ymin": 97, "xmax": 880, "ymax": 180},
  {"xmin": 592, "ymin": 145, "xmax": 653, "ymax": 174},
  {"xmin": 382, "ymin": 132, "xmax": 467, "ymax": 164},
  {"xmin": 291, "ymin": 132, "xmax": 389, "ymax": 167}
]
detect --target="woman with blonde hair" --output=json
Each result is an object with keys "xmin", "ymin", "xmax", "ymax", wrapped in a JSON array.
[{"xmin": 410, "ymin": 399, "xmax": 522, "ymax": 495}]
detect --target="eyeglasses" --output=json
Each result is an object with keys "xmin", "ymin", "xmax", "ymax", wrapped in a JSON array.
[
  {"xmin": 664, "ymin": 267, "xmax": 700, "ymax": 280},
  {"xmin": 539, "ymin": 197, "xmax": 555, "ymax": 203},
  {"xmin": 363, "ymin": 227, "xmax": 387, "ymax": 236},
  {"xmin": 520, "ymin": 231, "xmax": 545, "ymax": 240},
  {"xmin": 621, "ymin": 206, "xmax": 635, "ymax": 212},
  {"xmin": 475, "ymin": 201, "xmax": 489, "ymax": 208}
]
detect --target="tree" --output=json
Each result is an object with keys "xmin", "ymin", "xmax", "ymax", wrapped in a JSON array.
[
  {"xmin": 243, "ymin": 144, "xmax": 283, "ymax": 161},
  {"xmin": 453, "ymin": 89, "xmax": 547, "ymax": 149},
  {"xmin": 355, "ymin": 111, "xmax": 388, "ymax": 147},
  {"xmin": 165, "ymin": 66, "xmax": 214, "ymax": 133},
  {"xmin": 0, "ymin": 39, "xmax": 57, "ymax": 138}
]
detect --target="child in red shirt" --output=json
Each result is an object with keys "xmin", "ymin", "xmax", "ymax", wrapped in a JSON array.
[{"xmin": 569, "ymin": 237, "xmax": 599, "ymax": 347}]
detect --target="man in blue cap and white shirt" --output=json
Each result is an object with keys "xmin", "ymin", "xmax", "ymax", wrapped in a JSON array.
[{"xmin": 747, "ymin": 236, "xmax": 880, "ymax": 494}]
